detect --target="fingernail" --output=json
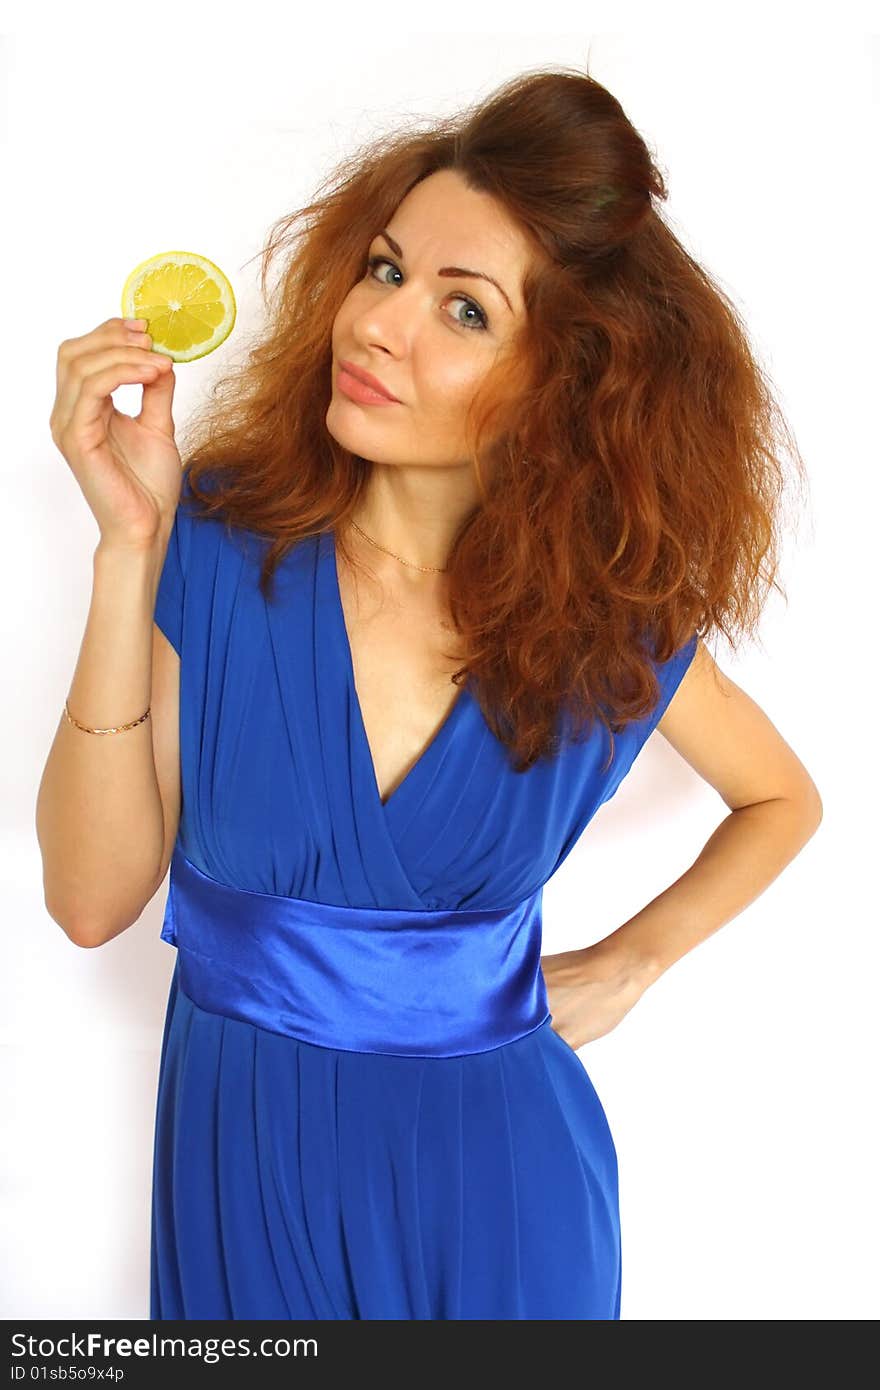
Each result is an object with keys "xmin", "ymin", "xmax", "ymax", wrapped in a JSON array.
[{"xmin": 124, "ymin": 318, "xmax": 146, "ymax": 330}]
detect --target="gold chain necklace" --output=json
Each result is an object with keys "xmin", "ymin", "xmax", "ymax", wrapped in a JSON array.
[{"xmin": 349, "ymin": 518, "xmax": 448, "ymax": 573}]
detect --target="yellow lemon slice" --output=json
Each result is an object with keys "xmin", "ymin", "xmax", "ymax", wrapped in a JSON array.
[{"xmin": 121, "ymin": 250, "xmax": 236, "ymax": 363}]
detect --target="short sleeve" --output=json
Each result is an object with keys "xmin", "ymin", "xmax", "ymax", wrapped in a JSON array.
[
  {"xmin": 598, "ymin": 631, "xmax": 699, "ymax": 807},
  {"xmin": 153, "ymin": 495, "xmax": 192, "ymax": 657},
  {"xmin": 644, "ymin": 630, "xmax": 699, "ymax": 733}
]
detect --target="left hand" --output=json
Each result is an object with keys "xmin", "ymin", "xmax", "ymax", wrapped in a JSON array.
[{"xmin": 539, "ymin": 942, "xmax": 653, "ymax": 1050}]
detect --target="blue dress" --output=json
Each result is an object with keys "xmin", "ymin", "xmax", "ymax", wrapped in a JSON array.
[{"xmin": 149, "ymin": 483, "xmax": 698, "ymax": 1321}]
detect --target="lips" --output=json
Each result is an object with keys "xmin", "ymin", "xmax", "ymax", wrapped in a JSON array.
[{"xmin": 338, "ymin": 359, "xmax": 400, "ymax": 402}]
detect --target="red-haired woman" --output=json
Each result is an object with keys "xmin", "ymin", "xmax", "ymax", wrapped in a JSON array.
[{"xmin": 41, "ymin": 67, "xmax": 822, "ymax": 1320}]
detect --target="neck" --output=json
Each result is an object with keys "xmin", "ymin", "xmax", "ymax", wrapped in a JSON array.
[{"xmin": 348, "ymin": 462, "xmax": 479, "ymax": 572}]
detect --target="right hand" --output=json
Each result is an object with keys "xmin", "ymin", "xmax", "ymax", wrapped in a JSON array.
[{"xmin": 50, "ymin": 316, "xmax": 183, "ymax": 550}]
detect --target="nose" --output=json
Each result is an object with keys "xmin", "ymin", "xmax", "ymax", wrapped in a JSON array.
[{"xmin": 351, "ymin": 280, "xmax": 419, "ymax": 349}]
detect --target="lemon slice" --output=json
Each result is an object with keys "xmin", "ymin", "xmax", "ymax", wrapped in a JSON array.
[{"xmin": 121, "ymin": 250, "xmax": 236, "ymax": 363}]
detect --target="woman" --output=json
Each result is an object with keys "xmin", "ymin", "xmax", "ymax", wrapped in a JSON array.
[{"xmin": 38, "ymin": 68, "xmax": 822, "ymax": 1320}]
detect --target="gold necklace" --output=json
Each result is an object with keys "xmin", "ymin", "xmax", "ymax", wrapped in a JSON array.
[{"xmin": 349, "ymin": 518, "xmax": 448, "ymax": 573}]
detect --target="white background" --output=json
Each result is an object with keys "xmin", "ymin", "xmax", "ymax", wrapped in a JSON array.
[{"xmin": 3, "ymin": 20, "xmax": 877, "ymax": 1321}]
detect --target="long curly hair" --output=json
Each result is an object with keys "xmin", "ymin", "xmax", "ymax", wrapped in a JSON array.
[{"xmin": 178, "ymin": 65, "xmax": 808, "ymax": 774}]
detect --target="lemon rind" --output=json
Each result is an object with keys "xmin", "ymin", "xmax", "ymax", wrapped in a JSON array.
[{"xmin": 120, "ymin": 249, "xmax": 236, "ymax": 363}]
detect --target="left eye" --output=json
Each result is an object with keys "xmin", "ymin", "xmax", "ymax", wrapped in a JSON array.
[{"xmin": 365, "ymin": 255, "xmax": 489, "ymax": 331}]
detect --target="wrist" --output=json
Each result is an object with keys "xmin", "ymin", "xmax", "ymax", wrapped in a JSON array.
[
  {"xmin": 94, "ymin": 531, "xmax": 168, "ymax": 564},
  {"xmin": 93, "ymin": 530, "xmax": 170, "ymax": 586},
  {"xmin": 584, "ymin": 931, "xmax": 664, "ymax": 993}
]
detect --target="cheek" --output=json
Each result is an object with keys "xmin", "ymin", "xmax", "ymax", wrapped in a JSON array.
[
  {"xmin": 332, "ymin": 284, "xmax": 366, "ymax": 336},
  {"xmin": 413, "ymin": 345, "xmax": 487, "ymax": 407},
  {"xmin": 330, "ymin": 299, "xmax": 353, "ymax": 345}
]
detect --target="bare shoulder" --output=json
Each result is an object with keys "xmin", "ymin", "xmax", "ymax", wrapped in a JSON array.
[{"xmin": 656, "ymin": 640, "xmax": 823, "ymax": 815}]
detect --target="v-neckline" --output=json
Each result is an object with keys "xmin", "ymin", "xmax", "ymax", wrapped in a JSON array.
[{"xmin": 326, "ymin": 530, "xmax": 469, "ymax": 813}]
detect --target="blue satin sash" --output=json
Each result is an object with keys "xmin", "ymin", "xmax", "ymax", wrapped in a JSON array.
[{"xmin": 161, "ymin": 845, "xmax": 550, "ymax": 1058}]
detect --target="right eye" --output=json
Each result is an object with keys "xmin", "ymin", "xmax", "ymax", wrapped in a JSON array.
[{"xmin": 364, "ymin": 255, "xmax": 490, "ymax": 333}]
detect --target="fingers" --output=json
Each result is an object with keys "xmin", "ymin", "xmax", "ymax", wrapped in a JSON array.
[{"xmin": 51, "ymin": 319, "xmax": 172, "ymax": 445}]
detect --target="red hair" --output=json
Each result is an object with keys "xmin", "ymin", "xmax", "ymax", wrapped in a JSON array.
[{"xmin": 179, "ymin": 65, "xmax": 808, "ymax": 773}]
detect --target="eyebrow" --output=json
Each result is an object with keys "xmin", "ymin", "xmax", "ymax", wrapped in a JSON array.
[{"xmin": 377, "ymin": 229, "xmax": 513, "ymax": 314}]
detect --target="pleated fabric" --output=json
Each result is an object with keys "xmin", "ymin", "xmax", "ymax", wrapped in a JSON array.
[
  {"xmin": 149, "ymin": 478, "xmax": 698, "ymax": 1320},
  {"xmin": 151, "ymin": 963, "xmax": 621, "ymax": 1320}
]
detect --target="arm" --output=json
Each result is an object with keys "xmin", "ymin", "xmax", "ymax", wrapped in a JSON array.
[
  {"xmin": 35, "ymin": 537, "xmax": 182, "ymax": 949},
  {"xmin": 594, "ymin": 640, "xmax": 823, "ymax": 986}
]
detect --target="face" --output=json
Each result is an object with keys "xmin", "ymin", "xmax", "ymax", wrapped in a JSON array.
[{"xmin": 326, "ymin": 168, "xmax": 534, "ymax": 470}]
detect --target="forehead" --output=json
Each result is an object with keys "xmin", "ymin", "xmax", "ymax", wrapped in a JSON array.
[{"xmin": 384, "ymin": 172, "xmax": 534, "ymax": 307}]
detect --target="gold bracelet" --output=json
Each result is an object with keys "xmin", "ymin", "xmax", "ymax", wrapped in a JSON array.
[{"xmin": 63, "ymin": 698, "xmax": 151, "ymax": 735}]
